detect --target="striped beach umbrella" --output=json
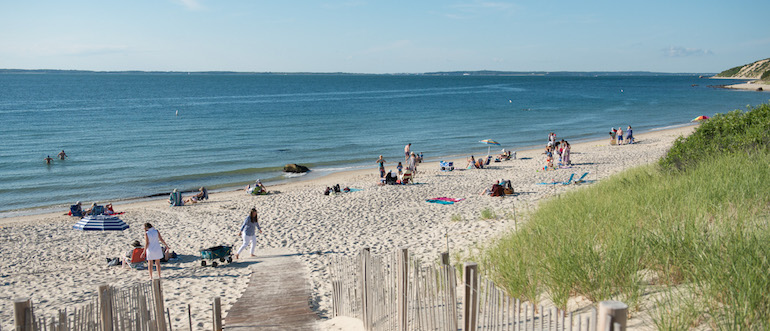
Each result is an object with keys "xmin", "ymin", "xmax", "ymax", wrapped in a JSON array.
[
  {"xmin": 692, "ymin": 115, "xmax": 710, "ymax": 122},
  {"xmin": 480, "ymin": 139, "xmax": 501, "ymax": 155},
  {"xmin": 73, "ymin": 215, "xmax": 129, "ymax": 231}
]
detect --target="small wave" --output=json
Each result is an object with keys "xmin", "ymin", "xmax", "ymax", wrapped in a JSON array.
[{"xmin": 282, "ymin": 172, "xmax": 308, "ymax": 178}]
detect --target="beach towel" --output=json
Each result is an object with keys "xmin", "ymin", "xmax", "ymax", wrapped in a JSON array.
[{"xmin": 426, "ymin": 197, "xmax": 465, "ymax": 205}]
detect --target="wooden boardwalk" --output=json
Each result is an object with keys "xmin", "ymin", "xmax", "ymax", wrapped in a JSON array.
[{"xmin": 224, "ymin": 248, "xmax": 320, "ymax": 330}]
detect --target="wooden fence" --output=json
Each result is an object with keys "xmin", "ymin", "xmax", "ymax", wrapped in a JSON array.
[
  {"xmin": 9, "ymin": 279, "xmax": 226, "ymax": 331},
  {"xmin": 329, "ymin": 248, "xmax": 628, "ymax": 331}
]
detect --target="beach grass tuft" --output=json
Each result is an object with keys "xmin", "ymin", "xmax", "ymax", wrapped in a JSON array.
[
  {"xmin": 480, "ymin": 208, "xmax": 497, "ymax": 220},
  {"xmin": 483, "ymin": 103, "xmax": 770, "ymax": 329}
]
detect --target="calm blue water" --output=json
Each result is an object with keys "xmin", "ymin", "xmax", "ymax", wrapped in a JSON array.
[{"xmin": 1, "ymin": 73, "xmax": 767, "ymax": 214}]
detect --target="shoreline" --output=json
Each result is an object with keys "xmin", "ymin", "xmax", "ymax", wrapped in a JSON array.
[{"xmin": 0, "ymin": 122, "xmax": 698, "ymax": 222}]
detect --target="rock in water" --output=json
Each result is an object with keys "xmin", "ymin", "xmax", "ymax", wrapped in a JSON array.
[{"xmin": 283, "ymin": 164, "xmax": 310, "ymax": 173}]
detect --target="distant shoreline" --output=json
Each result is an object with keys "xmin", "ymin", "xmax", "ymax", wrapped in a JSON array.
[
  {"xmin": 0, "ymin": 122, "xmax": 697, "ymax": 223},
  {"xmin": 0, "ymin": 68, "xmax": 715, "ymax": 77}
]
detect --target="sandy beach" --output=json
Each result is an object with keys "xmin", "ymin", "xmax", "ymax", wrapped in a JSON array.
[{"xmin": 0, "ymin": 125, "xmax": 695, "ymax": 330}]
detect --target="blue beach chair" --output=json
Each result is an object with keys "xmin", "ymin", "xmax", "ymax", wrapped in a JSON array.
[
  {"xmin": 561, "ymin": 173, "xmax": 575, "ymax": 185},
  {"xmin": 70, "ymin": 205, "xmax": 83, "ymax": 217},
  {"xmin": 169, "ymin": 190, "xmax": 183, "ymax": 206},
  {"xmin": 574, "ymin": 172, "xmax": 590, "ymax": 184}
]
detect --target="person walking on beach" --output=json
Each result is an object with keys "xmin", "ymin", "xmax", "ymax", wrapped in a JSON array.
[
  {"xmin": 235, "ymin": 208, "xmax": 262, "ymax": 259},
  {"xmin": 141, "ymin": 223, "xmax": 170, "ymax": 280},
  {"xmin": 404, "ymin": 143, "xmax": 411, "ymax": 160},
  {"xmin": 57, "ymin": 150, "xmax": 68, "ymax": 160},
  {"xmin": 376, "ymin": 155, "xmax": 386, "ymax": 178}
]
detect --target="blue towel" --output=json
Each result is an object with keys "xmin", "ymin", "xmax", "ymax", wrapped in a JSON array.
[{"xmin": 426, "ymin": 199, "xmax": 455, "ymax": 205}]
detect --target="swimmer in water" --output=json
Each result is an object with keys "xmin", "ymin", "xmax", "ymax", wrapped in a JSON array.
[
  {"xmin": 57, "ymin": 150, "xmax": 68, "ymax": 160},
  {"xmin": 44, "ymin": 155, "xmax": 53, "ymax": 164}
]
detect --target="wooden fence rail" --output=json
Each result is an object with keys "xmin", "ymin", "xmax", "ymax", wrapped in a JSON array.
[{"xmin": 329, "ymin": 248, "xmax": 627, "ymax": 331}]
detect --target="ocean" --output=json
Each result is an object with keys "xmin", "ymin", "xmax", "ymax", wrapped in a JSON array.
[{"xmin": 1, "ymin": 73, "xmax": 767, "ymax": 215}]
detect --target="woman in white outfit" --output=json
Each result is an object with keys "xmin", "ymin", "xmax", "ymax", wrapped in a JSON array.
[
  {"xmin": 141, "ymin": 223, "xmax": 169, "ymax": 280},
  {"xmin": 235, "ymin": 208, "xmax": 262, "ymax": 259}
]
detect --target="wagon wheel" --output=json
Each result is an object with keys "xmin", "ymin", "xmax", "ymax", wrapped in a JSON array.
[
  {"xmin": 201, "ymin": 260, "xmax": 207, "ymax": 267},
  {"xmin": 212, "ymin": 261, "xmax": 218, "ymax": 267},
  {"xmin": 219, "ymin": 257, "xmax": 225, "ymax": 262},
  {"xmin": 227, "ymin": 257, "xmax": 233, "ymax": 263}
]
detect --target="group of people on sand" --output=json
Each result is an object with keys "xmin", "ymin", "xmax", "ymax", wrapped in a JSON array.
[
  {"xmin": 545, "ymin": 133, "xmax": 572, "ymax": 170},
  {"xmin": 609, "ymin": 126, "xmax": 634, "ymax": 145},
  {"xmin": 168, "ymin": 187, "xmax": 208, "ymax": 206},
  {"xmin": 70, "ymin": 201, "xmax": 117, "ymax": 217},
  {"xmin": 110, "ymin": 207, "xmax": 264, "ymax": 280},
  {"xmin": 375, "ymin": 143, "xmax": 422, "ymax": 184},
  {"xmin": 44, "ymin": 150, "xmax": 68, "ymax": 164},
  {"xmin": 110, "ymin": 223, "xmax": 173, "ymax": 280}
]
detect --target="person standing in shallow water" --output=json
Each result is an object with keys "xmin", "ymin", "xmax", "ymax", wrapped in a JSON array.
[
  {"xmin": 235, "ymin": 208, "xmax": 262, "ymax": 259},
  {"xmin": 44, "ymin": 155, "xmax": 53, "ymax": 164},
  {"xmin": 57, "ymin": 150, "xmax": 67, "ymax": 160}
]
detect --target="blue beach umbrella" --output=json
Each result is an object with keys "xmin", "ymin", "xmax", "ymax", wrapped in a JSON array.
[
  {"xmin": 73, "ymin": 215, "xmax": 129, "ymax": 231},
  {"xmin": 480, "ymin": 139, "xmax": 501, "ymax": 155}
]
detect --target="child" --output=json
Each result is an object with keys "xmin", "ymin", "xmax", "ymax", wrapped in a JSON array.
[{"xmin": 397, "ymin": 162, "xmax": 403, "ymax": 175}]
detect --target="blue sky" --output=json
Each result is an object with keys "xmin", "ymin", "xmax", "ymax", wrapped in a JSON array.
[{"xmin": 1, "ymin": 0, "xmax": 768, "ymax": 73}]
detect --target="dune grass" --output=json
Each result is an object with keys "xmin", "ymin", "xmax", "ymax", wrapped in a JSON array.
[{"xmin": 482, "ymin": 103, "xmax": 770, "ymax": 329}]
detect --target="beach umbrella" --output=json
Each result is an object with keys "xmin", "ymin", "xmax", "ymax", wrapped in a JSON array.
[
  {"xmin": 480, "ymin": 139, "xmax": 501, "ymax": 155},
  {"xmin": 692, "ymin": 115, "xmax": 710, "ymax": 122},
  {"xmin": 73, "ymin": 215, "xmax": 129, "ymax": 231}
]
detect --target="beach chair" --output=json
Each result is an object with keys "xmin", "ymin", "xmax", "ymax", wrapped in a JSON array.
[
  {"xmin": 70, "ymin": 205, "xmax": 83, "ymax": 217},
  {"xmin": 574, "ymin": 172, "xmax": 590, "ymax": 184},
  {"xmin": 561, "ymin": 173, "xmax": 576, "ymax": 185},
  {"xmin": 200, "ymin": 188, "xmax": 208, "ymax": 200},
  {"xmin": 440, "ymin": 161, "xmax": 454, "ymax": 171},
  {"xmin": 169, "ymin": 191, "xmax": 183, "ymax": 206},
  {"xmin": 401, "ymin": 170, "xmax": 413, "ymax": 184},
  {"xmin": 485, "ymin": 155, "xmax": 492, "ymax": 166},
  {"xmin": 125, "ymin": 248, "xmax": 146, "ymax": 269},
  {"xmin": 91, "ymin": 205, "xmax": 105, "ymax": 215}
]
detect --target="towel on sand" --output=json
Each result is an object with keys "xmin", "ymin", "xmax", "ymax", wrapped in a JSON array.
[{"xmin": 425, "ymin": 197, "xmax": 465, "ymax": 205}]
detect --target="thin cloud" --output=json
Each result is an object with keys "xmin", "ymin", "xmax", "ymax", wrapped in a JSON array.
[
  {"xmin": 172, "ymin": 0, "xmax": 204, "ymax": 11},
  {"xmin": 664, "ymin": 46, "xmax": 714, "ymax": 57}
]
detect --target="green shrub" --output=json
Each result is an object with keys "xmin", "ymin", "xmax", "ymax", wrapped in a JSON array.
[{"xmin": 659, "ymin": 103, "xmax": 770, "ymax": 171}]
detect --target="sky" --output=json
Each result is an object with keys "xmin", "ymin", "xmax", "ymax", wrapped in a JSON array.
[{"xmin": 1, "ymin": 0, "xmax": 768, "ymax": 73}]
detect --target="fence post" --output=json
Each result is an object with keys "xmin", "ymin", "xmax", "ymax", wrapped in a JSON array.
[
  {"xmin": 597, "ymin": 301, "xmax": 627, "ymax": 331},
  {"xmin": 359, "ymin": 248, "xmax": 372, "ymax": 330},
  {"xmin": 58, "ymin": 309, "xmax": 67, "ymax": 331},
  {"xmin": 212, "ymin": 297, "xmax": 222, "ymax": 331},
  {"xmin": 443, "ymin": 253, "xmax": 458, "ymax": 331},
  {"xmin": 98, "ymin": 284, "xmax": 114, "ymax": 331},
  {"xmin": 397, "ymin": 248, "xmax": 409, "ymax": 331},
  {"xmin": 13, "ymin": 298, "xmax": 32, "ymax": 331},
  {"xmin": 152, "ymin": 279, "xmax": 167, "ymax": 331},
  {"xmin": 463, "ymin": 263, "xmax": 478, "ymax": 331}
]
